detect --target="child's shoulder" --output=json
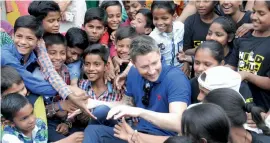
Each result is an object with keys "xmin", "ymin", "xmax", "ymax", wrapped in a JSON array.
[
  {"xmin": 99, "ymin": 31, "xmax": 109, "ymax": 46},
  {"xmin": 36, "ymin": 118, "xmax": 45, "ymax": 125},
  {"xmin": 78, "ymin": 79, "xmax": 91, "ymax": 90},
  {"xmin": 35, "ymin": 118, "xmax": 47, "ymax": 131},
  {"xmin": 173, "ymin": 21, "xmax": 184, "ymax": 31},
  {"xmin": 149, "ymin": 28, "xmax": 163, "ymax": 39},
  {"xmin": 1, "ymin": 43, "xmax": 16, "ymax": 51},
  {"xmin": 3, "ymin": 124, "xmax": 18, "ymax": 136},
  {"xmin": 62, "ymin": 63, "xmax": 69, "ymax": 72}
]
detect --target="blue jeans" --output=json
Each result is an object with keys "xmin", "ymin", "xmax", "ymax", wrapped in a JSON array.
[
  {"xmin": 48, "ymin": 119, "xmax": 84, "ymax": 142},
  {"xmin": 89, "ymin": 105, "xmax": 117, "ymax": 127},
  {"xmin": 83, "ymin": 125, "xmax": 127, "ymax": 143}
]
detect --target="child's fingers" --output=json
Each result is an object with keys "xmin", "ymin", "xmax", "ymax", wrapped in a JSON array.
[
  {"xmin": 58, "ymin": 125, "xmax": 65, "ymax": 133},
  {"xmin": 76, "ymin": 138, "xmax": 83, "ymax": 143},
  {"xmin": 67, "ymin": 109, "xmax": 80, "ymax": 119},
  {"xmin": 121, "ymin": 117, "xmax": 126, "ymax": 123},
  {"xmin": 56, "ymin": 124, "xmax": 61, "ymax": 132},
  {"xmin": 83, "ymin": 106, "xmax": 97, "ymax": 120},
  {"xmin": 114, "ymin": 133, "xmax": 121, "ymax": 139}
]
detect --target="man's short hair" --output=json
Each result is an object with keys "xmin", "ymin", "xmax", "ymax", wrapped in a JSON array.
[{"xmin": 130, "ymin": 35, "xmax": 159, "ymax": 62}]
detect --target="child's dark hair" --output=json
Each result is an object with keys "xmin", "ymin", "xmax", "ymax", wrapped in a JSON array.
[
  {"xmin": 212, "ymin": 16, "xmax": 237, "ymax": 41},
  {"xmin": 43, "ymin": 33, "xmax": 66, "ymax": 47},
  {"xmin": 14, "ymin": 15, "xmax": 43, "ymax": 39},
  {"xmin": 84, "ymin": 7, "xmax": 107, "ymax": 26},
  {"xmin": 65, "ymin": 27, "xmax": 89, "ymax": 51},
  {"xmin": 83, "ymin": 44, "xmax": 109, "ymax": 64},
  {"xmin": 28, "ymin": 1, "xmax": 60, "ymax": 21},
  {"xmin": 137, "ymin": 8, "xmax": 154, "ymax": 30},
  {"xmin": 195, "ymin": 40, "xmax": 224, "ymax": 64},
  {"xmin": 1, "ymin": 93, "xmax": 30, "ymax": 121},
  {"xmin": 1, "ymin": 66, "xmax": 23, "ymax": 94},
  {"xmin": 204, "ymin": 88, "xmax": 270, "ymax": 135},
  {"xmin": 205, "ymin": 88, "xmax": 270, "ymax": 135},
  {"xmin": 151, "ymin": 0, "xmax": 176, "ymax": 15},
  {"xmin": 115, "ymin": 26, "xmax": 138, "ymax": 42},
  {"xmin": 100, "ymin": 1, "xmax": 122, "ymax": 12},
  {"xmin": 122, "ymin": 0, "xmax": 146, "ymax": 6},
  {"xmin": 164, "ymin": 136, "xmax": 192, "ymax": 143},
  {"xmin": 181, "ymin": 103, "xmax": 230, "ymax": 143}
]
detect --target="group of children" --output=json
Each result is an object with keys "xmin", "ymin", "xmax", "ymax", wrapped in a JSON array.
[{"xmin": 1, "ymin": 0, "xmax": 270, "ymax": 143}]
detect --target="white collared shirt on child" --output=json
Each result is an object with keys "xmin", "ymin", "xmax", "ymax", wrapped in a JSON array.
[{"xmin": 150, "ymin": 21, "xmax": 184, "ymax": 67}]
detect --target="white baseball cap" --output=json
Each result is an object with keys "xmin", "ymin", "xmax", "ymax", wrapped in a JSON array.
[{"xmin": 198, "ymin": 66, "xmax": 242, "ymax": 92}]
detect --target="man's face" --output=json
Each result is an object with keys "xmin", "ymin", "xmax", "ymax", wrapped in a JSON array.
[
  {"xmin": 66, "ymin": 47, "xmax": 83, "ymax": 64},
  {"xmin": 133, "ymin": 51, "xmax": 162, "ymax": 82}
]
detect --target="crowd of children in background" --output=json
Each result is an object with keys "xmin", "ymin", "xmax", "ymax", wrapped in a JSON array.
[{"xmin": 1, "ymin": 0, "xmax": 270, "ymax": 143}]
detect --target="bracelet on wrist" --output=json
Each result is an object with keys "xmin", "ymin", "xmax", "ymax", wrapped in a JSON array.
[{"xmin": 64, "ymin": 121, "xmax": 72, "ymax": 129}]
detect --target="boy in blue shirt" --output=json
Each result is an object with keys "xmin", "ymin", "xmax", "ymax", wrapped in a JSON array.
[
  {"xmin": 1, "ymin": 15, "xmax": 94, "ymax": 119},
  {"xmin": 65, "ymin": 27, "xmax": 89, "ymax": 86}
]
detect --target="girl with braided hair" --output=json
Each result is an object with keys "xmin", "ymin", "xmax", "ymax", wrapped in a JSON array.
[{"xmin": 204, "ymin": 88, "xmax": 270, "ymax": 143}]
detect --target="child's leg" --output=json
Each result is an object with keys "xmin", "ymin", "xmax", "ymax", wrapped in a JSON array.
[
  {"xmin": 48, "ymin": 119, "xmax": 66, "ymax": 142},
  {"xmin": 89, "ymin": 105, "xmax": 117, "ymax": 127}
]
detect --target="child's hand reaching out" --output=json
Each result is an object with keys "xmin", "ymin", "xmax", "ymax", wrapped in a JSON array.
[
  {"xmin": 56, "ymin": 123, "xmax": 69, "ymax": 135},
  {"xmin": 113, "ymin": 56, "xmax": 130, "ymax": 75}
]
